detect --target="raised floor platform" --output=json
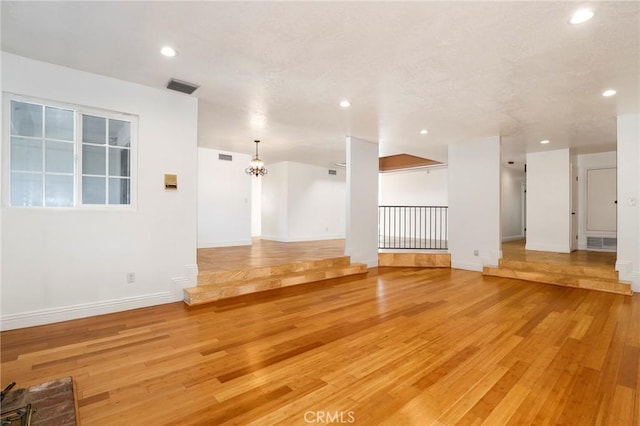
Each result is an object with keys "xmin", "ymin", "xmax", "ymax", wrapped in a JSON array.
[
  {"xmin": 189, "ymin": 239, "xmax": 631, "ymax": 306},
  {"xmin": 185, "ymin": 256, "xmax": 367, "ymax": 305},
  {"xmin": 483, "ymin": 240, "xmax": 632, "ymax": 296}
]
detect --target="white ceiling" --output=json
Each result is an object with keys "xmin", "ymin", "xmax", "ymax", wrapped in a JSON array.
[{"xmin": 2, "ymin": 1, "xmax": 639, "ymax": 168}]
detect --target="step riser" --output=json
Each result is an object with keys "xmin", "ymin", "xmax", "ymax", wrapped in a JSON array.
[
  {"xmin": 378, "ymin": 253, "xmax": 451, "ymax": 268},
  {"xmin": 186, "ymin": 264, "xmax": 368, "ymax": 306},
  {"xmin": 498, "ymin": 259, "xmax": 618, "ymax": 280},
  {"xmin": 198, "ymin": 256, "xmax": 351, "ymax": 286},
  {"xmin": 483, "ymin": 267, "xmax": 632, "ymax": 296}
]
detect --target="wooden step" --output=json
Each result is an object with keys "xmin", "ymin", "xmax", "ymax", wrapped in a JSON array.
[
  {"xmin": 197, "ymin": 256, "xmax": 351, "ymax": 286},
  {"xmin": 483, "ymin": 266, "xmax": 633, "ymax": 296},
  {"xmin": 498, "ymin": 259, "xmax": 619, "ymax": 280},
  {"xmin": 185, "ymin": 263, "xmax": 368, "ymax": 306},
  {"xmin": 378, "ymin": 252, "xmax": 451, "ymax": 268}
]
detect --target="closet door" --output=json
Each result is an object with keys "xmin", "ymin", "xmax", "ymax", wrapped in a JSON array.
[{"xmin": 587, "ymin": 168, "xmax": 617, "ymax": 232}]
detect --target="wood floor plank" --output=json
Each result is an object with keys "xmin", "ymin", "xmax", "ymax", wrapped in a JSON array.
[{"xmin": 1, "ymin": 267, "xmax": 638, "ymax": 425}]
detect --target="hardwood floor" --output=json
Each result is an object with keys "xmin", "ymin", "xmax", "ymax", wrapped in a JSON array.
[
  {"xmin": 502, "ymin": 239, "xmax": 617, "ymax": 269},
  {"xmin": 198, "ymin": 238, "xmax": 346, "ymax": 273},
  {"xmin": 1, "ymin": 268, "xmax": 638, "ymax": 425}
]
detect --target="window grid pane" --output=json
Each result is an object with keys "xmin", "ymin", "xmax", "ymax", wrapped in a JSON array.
[
  {"xmin": 82, "ymin": 176, "xmax": 106, "ymax": 204},
  {"xmin": 45, "ymin": 174, "xmax": 74, "ymax": 207},
  {"xmin": 45, "ymin": 140, "xmax": 74, "ymax": 174},
  {"xmin": 82, "ymin": 115, "xmax": 106, "ymax": 144},
  {"xmin": 11, "ymin": 171, "xmax": 44, "ymax": 206},
  {"xmin": 109, "ymin": 177, "xmax": 131, "ymax": 204},
  {"xmin": 10, "ymin": 101, "xmax": 43, "ymax": 138},
  {"xmin": 45, "ymin": 106, "xmax": 74, "ymax": 141},
  {"xmin": 11, "ymin": 137, "xmax": 43, "ymax": 172},
  {"xmin": 82, "ymin": 144, "xmax": 107, "ymax": 176}
]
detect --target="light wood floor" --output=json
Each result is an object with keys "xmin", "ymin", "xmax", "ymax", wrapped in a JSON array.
[
  {"xmin": 502, "ymin": 239, "xmax": 617, "ymax": 269},
  {"xmin": 198, "ymin": 238, "xmax": 346, "ymax": 273},
  {"xmin": 1, "ymin": 268, "xmax": 638, "ymax": 425}
]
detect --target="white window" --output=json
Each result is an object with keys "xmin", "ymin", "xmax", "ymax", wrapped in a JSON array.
[{"xmin": 6, "ymin": 96, "xmax": 136, "ymax": 208}]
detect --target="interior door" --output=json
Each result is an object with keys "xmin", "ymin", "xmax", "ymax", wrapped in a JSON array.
[{"xmin": 587, "ymin": 168, "xmax": 617, "ymax": 232}]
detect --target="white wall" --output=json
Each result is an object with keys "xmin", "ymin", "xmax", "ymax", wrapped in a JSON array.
[
  {"xmin": 261, "ymin": 161, "xmax": 345, "ymax": 242},
  {"xmin": 1, "ymin": 53, "xmax": 198, "ymax": 329},
  {"xmin": 287, "ymin": 162, "xmax": 345, "ymax": 241},
  {"xmin": 448, "ymin": 136, "xmax": 501, "ymax": 271},
  {"xmin": 251, "ymin": 176, "xmax": 261, "ymax": 237},
  {"xmin": 346, "ymin": 137, "xmax": 378, "ymax": 267},
  {"xmin": 501, "ymin": 166, "xmax": 525, "ymax": 241},
  {"xmin": 260, "ymin": 162, "xmax": 288, "ymax": 240},
  {"xmin": 526, "ymin": 149, "xmax": 571, "ymax": 253},
  {"xmin": 379, "ymin": 167, "xmax": 448, "ymax": 206},
  {"xmin": 616, "ymin": 114, "xmax": 640, "ymax": 292},
  {"xmin": 197, "ymin": 148, "xmax": 252, "ymax": 247}
]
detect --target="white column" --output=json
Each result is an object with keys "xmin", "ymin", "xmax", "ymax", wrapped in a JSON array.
[
  {"xmin": 616, "ymin": 114, "xmax": 640, "ymax": 292},
  {"xmin": 526, "ymin": 149, "xmax": 571, "ymax": 253},
  {"xmin": 345, "ymin": 136, "xmax": 379, "ymax": 267},
  {"xmin": 448, "ymin": 136, "xmax": 501, "ymax": 271}
]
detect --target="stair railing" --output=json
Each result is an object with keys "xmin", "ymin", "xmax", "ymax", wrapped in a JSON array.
[{"xmin": 378, "ymin": 205, "xmax": 448, "ymax": 250}]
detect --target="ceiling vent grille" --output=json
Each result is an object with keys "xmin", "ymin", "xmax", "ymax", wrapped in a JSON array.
[
  {"xmin": 218, "ymin": 153, "xmax": 233, "ymax": 161},
  {"xmin": 166, "ymin": 78, "xmax": 199, "ymax": 95},
  {"xmin": 328, "ymin": 170, "xmax": 337, "ymax": 175}
]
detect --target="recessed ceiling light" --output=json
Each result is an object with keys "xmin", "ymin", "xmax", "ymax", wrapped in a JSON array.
[
  {"xmin": 420, "ymin": 129, "xmax": 428, "ymax": 135},
  {"xmin": 602, "ymin": 89, "xmax": 617, "ymax": 97},
  {"xmin": 339, "ymin": 100, "xmax": 351, "ymax": 108},
  {"xmin": 540, "ymin": 139, "xmax": 550, "ymax": 144},
  {"xmin": 569, "ymin": 9, "xmax": 594, "ymax": 25},
  {"xmin": 161, "ymin": 46, "xmax": 178, "ymax": 57}
]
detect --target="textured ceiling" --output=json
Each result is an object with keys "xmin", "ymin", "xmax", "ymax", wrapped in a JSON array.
[{"xmin": 2, "ymin": 1, "xmax": 639, "ymax": 168}]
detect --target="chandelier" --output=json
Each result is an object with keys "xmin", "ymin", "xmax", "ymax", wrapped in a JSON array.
[{"xmin": 245, "ymin": 140, "xmax": 268, "ymax": 177}]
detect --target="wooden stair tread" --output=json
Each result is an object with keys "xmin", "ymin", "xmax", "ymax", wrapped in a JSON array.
[
  {"xmin": 483, "ymin": 266, "xmax": 632, "ymax": 296},
  {"xmin": 498, "ymin": 259, "xmax": 619, "ymax": 280},
  {"xmin": 185, "ymin": 263, "xmax": 368, "ymax": 305},
  {"xmin": 197, "ymin": 256, "xmax": 352, "ymax": 285}
]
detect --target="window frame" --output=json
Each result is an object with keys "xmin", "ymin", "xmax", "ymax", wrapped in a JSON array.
[{"xmin": 3, "ymin": 93, "xmax": 138, "ymax": 210}]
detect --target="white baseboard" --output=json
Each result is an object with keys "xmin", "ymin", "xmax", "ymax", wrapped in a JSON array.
[
  {"xmin": 525, "ymin": 243, "xmax": 570, "ymax": 253},
  {"xmin": 363, "ymin": 258, "xmax": 379, "ymax": 268},
  {"xmin": 502, "ymin": 235, "xmax": 524, "ymax": 242},
  {"xmin": 198, "ymin": 239, "xmax": 252, "ymax": 248},
  {"xmin": 0, "ymin": 291, "xmax": 178, "ymax": 331},
  {"xmin": 451, "ymin": 260, "xmax": 483, "ymax": 272},
  {"xmin": 260, "ymin": 234, "xmax": 345, "ymax": 243}
]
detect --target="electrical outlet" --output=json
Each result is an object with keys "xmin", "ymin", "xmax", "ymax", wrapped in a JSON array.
[
  {"xmin": 127, "ymin": 272, "xmax": 136, "ymax": 284},
  {"xmin": 473, "ymin": 250, "xmax": 479, "ymax": 256}
]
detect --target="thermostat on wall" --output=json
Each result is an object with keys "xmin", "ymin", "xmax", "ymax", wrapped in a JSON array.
[{"xmin": 164, "ymin": 174, "xmax": 178, "ymax": 190}]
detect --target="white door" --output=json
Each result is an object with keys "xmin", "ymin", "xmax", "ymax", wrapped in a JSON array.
[{"xmin": 587, "ymin": 168, "xmax": 617, "ymax": 232}]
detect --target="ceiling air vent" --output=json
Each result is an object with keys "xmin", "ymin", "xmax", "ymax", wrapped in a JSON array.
[
  {"xmin": 218, "ymin": 153, "xmax": 233, "ymax": 161},
  {"xmin": 328, "ymin": 170, "xmax": 337, "ymax": 175},
  {"xmin": 166, "ymin": 78, "xmax": 199, "ymax": 95}
]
